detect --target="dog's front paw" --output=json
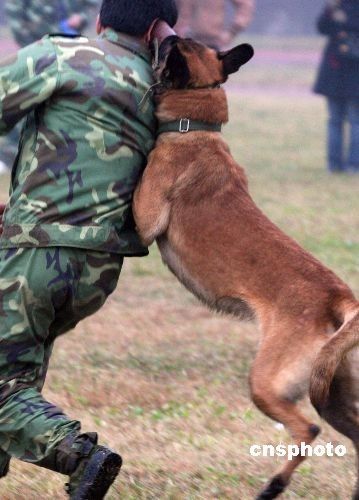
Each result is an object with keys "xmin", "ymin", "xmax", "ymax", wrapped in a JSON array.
[{"xmin": 256, "ymin": 474, "xmax": 287, "ymax": 500}]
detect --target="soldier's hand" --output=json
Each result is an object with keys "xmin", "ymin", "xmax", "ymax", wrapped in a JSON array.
[
  {"xmin": 0, "ymin": 203, "xmax": 6, "ymax": 236},
  {"xmin": 332, "ymin": 8, "xmax": 347, "ymax": 23},
  {"xmin": 67, "ymin": 14, "xmax": 84, "ymax": 30}
]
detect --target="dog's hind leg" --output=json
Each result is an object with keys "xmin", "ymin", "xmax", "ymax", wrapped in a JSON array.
[
  {"xmin": 319, "ymin": 351, "xmax": 359, "ymax": 499},
  {"xmin": 249, "ymin": 331, "xmax": 323, "ymax": 500}
]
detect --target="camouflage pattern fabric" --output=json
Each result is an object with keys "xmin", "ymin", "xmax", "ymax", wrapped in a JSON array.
[
  {"xmin": 5, "ymin": 0, "xmax": 98, "ymax": 47},
  {"xmin": 0, "ymin": 246, "xmax": 123, "ymax": 462},
  {"xmin": 0, "ymin": 30, "xmax": 156, "ymax": 256}
]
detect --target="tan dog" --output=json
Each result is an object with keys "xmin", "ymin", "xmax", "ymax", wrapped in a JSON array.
[{"xmin": 133, "ymin": 37, "xmax": 359, "ymax": 499}]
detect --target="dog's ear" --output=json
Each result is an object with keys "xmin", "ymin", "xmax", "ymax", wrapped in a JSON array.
[
  {"xmin": 163, "ymin": 44, "xmax": 191, "ymax": 88},
  {"xmin": 219, "ymin": 43, "xmax": 254, "ymax": 76}
]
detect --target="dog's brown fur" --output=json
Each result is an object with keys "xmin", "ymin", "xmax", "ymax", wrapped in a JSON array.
[{"xmin": 133, "ymin": 38, "xmax": 359, "ymax": 499}]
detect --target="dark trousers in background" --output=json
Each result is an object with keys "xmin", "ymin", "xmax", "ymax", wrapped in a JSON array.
[{"xmin": 327, "ymin": 97, "xmax": 359, "ymax": 172}]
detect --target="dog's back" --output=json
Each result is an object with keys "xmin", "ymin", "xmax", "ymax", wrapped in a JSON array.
[{"xmin": 141, "ymin": 87, "xmax": 355, "ymax": 326}]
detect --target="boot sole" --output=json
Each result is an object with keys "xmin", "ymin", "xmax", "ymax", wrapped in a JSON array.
[{"xmin": 71, "ymin": 447, "xmax": 122, "ymax": 500}]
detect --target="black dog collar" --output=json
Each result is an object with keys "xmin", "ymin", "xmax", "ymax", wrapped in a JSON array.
[{"xmin": 157, "ymin": 118, "xmax": 222, "ymax": 135}]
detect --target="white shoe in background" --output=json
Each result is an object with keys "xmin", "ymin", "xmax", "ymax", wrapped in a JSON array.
[{"xmin": 0, "ymin": 161, "xmax": 9, "ymax": 175}]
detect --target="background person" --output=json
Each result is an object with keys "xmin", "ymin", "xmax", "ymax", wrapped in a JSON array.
[
  {"xmin": 4, "ymin": 0, "xmax": 99, "ymax": 47},
  {"xmin": 0, "ymin": 0, "xmax": 98, "ymax": 173},
  {"xmin": 314, "ymin": 0, "xmax": 359, "ymax": 173},
  {"xmin": 175, "ymin": 0, "xmax": 255, "ymax": 49}
]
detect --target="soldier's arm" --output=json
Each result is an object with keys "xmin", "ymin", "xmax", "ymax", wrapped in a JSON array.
[
  {"xmin": 0, "ymin": 38, "xmax": 58, "ymax": 135},
  {"xmin": 5, "ymin": 0, "xmax": 50, "ymax": 46},
  {"xmin": 231, "ymin": 0, "xmax": 255, "ymax": 35}
]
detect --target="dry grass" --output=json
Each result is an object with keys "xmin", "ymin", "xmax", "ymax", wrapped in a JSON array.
[{"xmin": 0, "ymin": 35, "xmax": 358, "ymax": 499}]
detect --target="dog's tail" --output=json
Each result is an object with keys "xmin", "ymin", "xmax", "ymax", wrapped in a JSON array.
[{"xmin": 310, "ymin": 304, "xmax": 359, "ymax": 414}]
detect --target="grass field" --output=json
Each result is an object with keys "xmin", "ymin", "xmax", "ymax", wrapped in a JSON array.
[{"xmin": 0, "ymin": 36, "xmax": 359, "ymax": 499}]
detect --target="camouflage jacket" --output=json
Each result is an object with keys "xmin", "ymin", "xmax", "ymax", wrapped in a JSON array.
[
  {"xmin": 0, "ymin": 30, "xmax": 156, "ymax": 256},
  {"xmin": 5, "ymin": 0, "xmax": 98, "ymax": 47}
]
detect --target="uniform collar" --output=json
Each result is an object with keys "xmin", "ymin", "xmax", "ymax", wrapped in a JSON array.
[{"xmin": 99, "ymin": 29, "xmax": 151, "ymax": 63}]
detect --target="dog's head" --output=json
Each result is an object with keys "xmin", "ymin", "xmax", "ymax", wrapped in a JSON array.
[{"xmin": 155, "ymin": 36, "xmax": 254, "ymax": 90}]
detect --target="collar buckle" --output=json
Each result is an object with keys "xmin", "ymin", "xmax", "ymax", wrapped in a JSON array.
[{"xmin": 179, "ymin": 118, "xmax": 190, "ymax": 133}]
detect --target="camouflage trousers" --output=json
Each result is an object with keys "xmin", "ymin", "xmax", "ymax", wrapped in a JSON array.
[{"xmin": 0, "ymin": 247, "xmax": 123, "ymax": 470}]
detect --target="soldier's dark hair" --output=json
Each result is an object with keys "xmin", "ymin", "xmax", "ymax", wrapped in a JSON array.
[{"xmin": 99, "ymin": 0, "xmax": 178, "ymax": 36}]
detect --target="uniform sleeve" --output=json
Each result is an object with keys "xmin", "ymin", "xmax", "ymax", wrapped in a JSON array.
[
  {"xmin": 231, "ymin": 0, "xmax": 255, "ymax": 35},
  {"xmin": 5, "ymin": 0, "xmax": 51, "ymax": 46},
  {"xmin": 0, "ymin": 38, "xmax": 58, "ymax": 135}
]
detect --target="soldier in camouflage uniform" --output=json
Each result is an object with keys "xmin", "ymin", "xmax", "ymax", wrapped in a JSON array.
[
  {"xmin": 0, "ymin": 0, "xmax": 178, "ymax": 497},
  {"xmin": 0, "ymin": 0, "xmax": 98, "ymax": 173}
]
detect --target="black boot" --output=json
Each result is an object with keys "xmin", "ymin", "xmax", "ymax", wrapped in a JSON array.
[
  {"xmin": 0, "ymin": 450, "xmax": 10, "ymax": 478},
  {"xmin": 36, "ymin": 432, "xmax": 122, "ymax": 499},
  {"xmin": 65, "ymin": 445, "xmax": 122, "ymax": 499}
]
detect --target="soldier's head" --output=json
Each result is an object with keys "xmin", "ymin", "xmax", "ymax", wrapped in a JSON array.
[{"xmin": 98, "ymin": 0, "xmax": 178, "ymax": 37}]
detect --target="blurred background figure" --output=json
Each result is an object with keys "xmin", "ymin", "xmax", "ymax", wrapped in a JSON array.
[
  {"xmin": 0, "ymin": 0, "xmax": 98, "ymax": 173},
  {"xmin": 314, "ymin": 0, "xmax": 359, "ymax": 174},
  {"xmin": 249, "ymin": 0, "xmax": 322, "ymax": 36},
  {"xmin": 175, "ymin": 0, "xmax": 255, "ymax": 49},
  {"xmin": 4, "ymin": 0, "xmax": 98, "ymax": 46}
]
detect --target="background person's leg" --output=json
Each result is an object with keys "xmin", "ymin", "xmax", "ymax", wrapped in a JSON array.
[
  {"xmin": 327, "ymin": 97, "xmax": 346, "ymax": 172},
  {"xmin": 347, "ymin": 99, "xmax": 359, "ymax": 172}
]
